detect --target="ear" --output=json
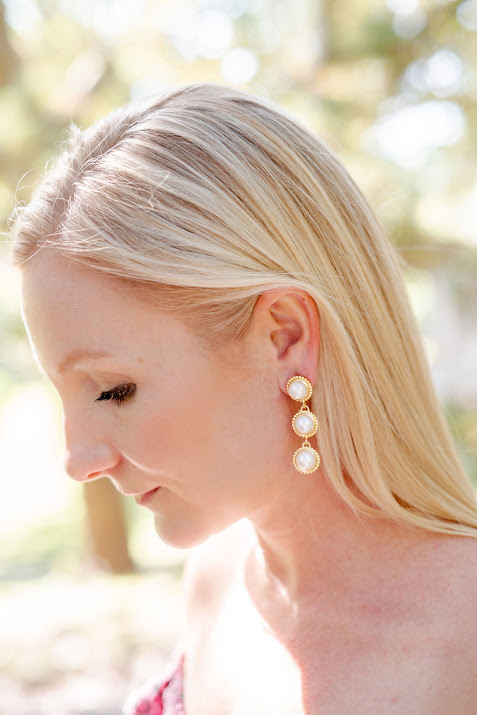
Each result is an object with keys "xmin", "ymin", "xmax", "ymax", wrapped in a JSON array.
[{"xmin": 251, "ymin": 289, "xmax": 320, "ymax": 393}]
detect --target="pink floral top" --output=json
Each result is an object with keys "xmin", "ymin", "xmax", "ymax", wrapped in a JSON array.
[{"xmin": 123, "ymin": 654, "xmax": 186, "ymax": 715}]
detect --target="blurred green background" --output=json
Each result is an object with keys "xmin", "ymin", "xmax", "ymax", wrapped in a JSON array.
[{"xmin": 0, "ymin": 0, "xmax": 476, "ymax": 712}]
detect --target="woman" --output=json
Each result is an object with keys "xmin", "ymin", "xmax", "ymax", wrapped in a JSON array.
[{"xmin": 10, "ymin": 83, "xmax": 477, "ymax": 713}]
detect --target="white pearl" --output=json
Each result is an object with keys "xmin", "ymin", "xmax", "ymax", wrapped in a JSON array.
[
  {"xmin": 296, "ymin": 448, "xmax": 317, "ymax": 472},
  {"xmin": 294, "ymin": 413, "xmax": 315, "ymax": 435},
  {"xmin": 288, "ymin": 379, "xmax": 308, "ymax": 400}
]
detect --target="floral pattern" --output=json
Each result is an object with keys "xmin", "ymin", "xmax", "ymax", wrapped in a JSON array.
[{"xmin": 124, "ymin": 654, "xmax": 185, "ymax": 715}]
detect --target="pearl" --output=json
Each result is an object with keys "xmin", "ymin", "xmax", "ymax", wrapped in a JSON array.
[
  {"xmin": 287, "ymin": 379, "xmax": 308, "ymax": 400},
  {"xmin": 295, "ymin": 448, "xmax": 317, "ymax": 472},
  {"xmin": 294, "ymin": 413, "xmax": 315, "ymax": 435}
]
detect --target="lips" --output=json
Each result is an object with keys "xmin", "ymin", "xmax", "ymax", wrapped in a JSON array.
[{"xmin": 135, "ymin": 487, "xmax": 161, "ymax": 506}]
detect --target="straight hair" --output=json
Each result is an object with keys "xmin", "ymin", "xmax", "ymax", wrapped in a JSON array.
[{"xmin": 10, "ymin": 82, "xmax": 477, "ymax": 537}]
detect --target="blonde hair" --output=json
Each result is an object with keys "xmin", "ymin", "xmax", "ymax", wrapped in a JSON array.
[{"xmin": 10, "ymin": 82, "xmax": 477, "ymax": 537}]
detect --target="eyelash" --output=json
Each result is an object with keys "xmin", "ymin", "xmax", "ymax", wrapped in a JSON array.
[{"xmin": 95, "ymin": 383, "xmax": 136, "ymax": 405}]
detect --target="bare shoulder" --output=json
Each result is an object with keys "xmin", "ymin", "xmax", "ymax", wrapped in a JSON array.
[
  {"xmin": 435, "ymin": 535, "xmax": 477, "ymax": 702},
  {"xmin": 441, "ymin": 534, "xmax": 477, "ymax": 599},
  {"xmin": 182, "ymin": 519, "xmax": 256, "ymax": 626},
  {"xmin": 433, "ymin": 534, "xmax": 477, "ymax": 622}
]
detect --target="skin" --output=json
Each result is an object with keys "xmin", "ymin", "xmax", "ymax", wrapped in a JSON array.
[
  {"xmin": 22, "ymin": 249, "xmax": 477, "ymax": 713},
  {"xmin": 21, "ymin": 250, "xmax": 323, "ymax": 552}
]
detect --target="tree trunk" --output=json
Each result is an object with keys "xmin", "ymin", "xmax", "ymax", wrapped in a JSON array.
[
  {"xmin": 83, "ymin": 479, "xmax": 135, "ymax": 574},
  {"xmin": 0, "ymin": 1, "xmax": 17, "ymax": 85}
]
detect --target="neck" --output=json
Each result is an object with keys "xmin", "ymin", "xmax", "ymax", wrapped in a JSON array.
[{"xmin": 245, "ymin": 467, "xmax": 444, "ymax": 614}]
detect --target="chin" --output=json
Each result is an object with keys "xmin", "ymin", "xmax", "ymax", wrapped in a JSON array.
[{"xmin": 153, "ymin": 514, "xmax": 219, "ymax": 550}]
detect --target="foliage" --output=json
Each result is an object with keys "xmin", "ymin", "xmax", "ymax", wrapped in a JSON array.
[
  {"xmin": 0, "ymin": 0, "xmax": 475, "ymax": 494},
  {"xmin": 0, "ymin": 3, "xmax": 475, "ymax": 711}
]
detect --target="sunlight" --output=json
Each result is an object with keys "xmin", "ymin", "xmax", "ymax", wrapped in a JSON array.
[
  {"xmin": 370, "ymin": 99, "xmax": 465, "ymax": 167},
  {"xmin": 221, "ymin": 47, "xmax": 258, "ymax": 83},
  {"xmin": 0, "ymin": 384, "xmax": 71, "ymax": 535},
  {"xmin": 457, "ymin": 0, "xmax": 477, "ymax": 30}
]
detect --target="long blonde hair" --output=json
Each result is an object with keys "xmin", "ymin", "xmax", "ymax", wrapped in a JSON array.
[{"xmin": 10, "ymin": 82, "xmax": 477, "ymax": 537}]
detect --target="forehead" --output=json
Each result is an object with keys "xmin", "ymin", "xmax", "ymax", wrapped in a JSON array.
[
  {"xmin": 22, "ymin": 251, "xmax": 145, "ymax": 316},
  {"xmin": 20, "ymin": 250, "xmax": 247, "ymax": 376},
  {"xmin": 20, "ymin": 251, "xmax": 188, "ymax": 361}
]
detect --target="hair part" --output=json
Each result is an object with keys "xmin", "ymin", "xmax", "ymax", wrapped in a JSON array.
[{"xmin": 10, "ymin": 82, "xmax": 477, "ymax": 537}]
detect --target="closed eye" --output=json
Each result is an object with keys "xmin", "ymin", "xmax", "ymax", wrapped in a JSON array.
[{"xmin": 95, "ymin": 383, "xmax": 136, "ymax": 405}]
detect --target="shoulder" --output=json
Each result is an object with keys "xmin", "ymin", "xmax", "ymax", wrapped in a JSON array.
[
  {"xmin": 441, "ymin": 535, "xmax": 477, "ymax": 604},
  {"xmin": 182, "ymin": 519, "xmax": 256, "ymax": 628},
  {"xmin": 434, "ymin": 536, "xmax": 477, "ymax": 701},
  {"xmin": 427, "ymin": 534, "xmax": 477, "ymax": 627}
]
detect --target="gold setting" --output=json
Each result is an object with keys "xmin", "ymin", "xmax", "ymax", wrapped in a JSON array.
[
  {"xmin": 287, "ymin": 374, "xmax": 320, "ymax": 475},
  {"xmin": 293, "ymin": 445, "xmax": 321, "ymax": 474},
  {"xmin": 292, "ymin": 407, "xmax": 318, "ymax": 438},
  {"xmin": 286, "ymin": 375, "xmax": 313, "ymax": 402}
]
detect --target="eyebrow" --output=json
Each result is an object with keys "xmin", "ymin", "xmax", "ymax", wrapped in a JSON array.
[{"xmin": 58, "ymin": 349, "xmax": 114, "ymax": 375}]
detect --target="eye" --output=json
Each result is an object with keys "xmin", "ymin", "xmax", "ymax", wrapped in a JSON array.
[{"xmin": 95, "ymin": 383, "xmax": 136, "ymax": 405}]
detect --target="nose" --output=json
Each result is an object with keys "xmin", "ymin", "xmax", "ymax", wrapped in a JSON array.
[
  {"xmin": 63, "ymin": 443, "xmax": 120, "ymax": 482},
  {"xmin": 62, "ymin": 413, "xmax": 120, "ymax": 483}
]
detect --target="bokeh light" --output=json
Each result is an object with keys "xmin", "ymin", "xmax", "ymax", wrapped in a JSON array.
[{"xmin": 0, "ymin": 0, "xmax": 476, "ymax": 711}]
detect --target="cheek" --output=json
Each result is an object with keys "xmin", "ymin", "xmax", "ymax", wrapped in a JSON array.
[
  {"xmin": 122, "ymin": 374, "xmax": 224, "ymax": 481},
  {"xmin": 137, "ymin": 390, "xmax": 235, "ymax": 488},
  {"xmin": 127, "ymin": 368, "xmax": 291, "ymax": 505}
]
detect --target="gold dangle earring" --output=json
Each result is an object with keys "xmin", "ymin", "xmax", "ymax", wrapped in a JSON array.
[{"xmin": 286, "ymin": 375, "xmax": 320, "ymax": 474}]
